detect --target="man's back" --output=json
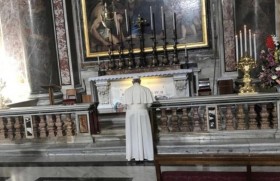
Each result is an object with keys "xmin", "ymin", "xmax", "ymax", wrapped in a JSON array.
[{"xmin": 124, "ymin": 83, "xmax": 154, "ymax": 105}]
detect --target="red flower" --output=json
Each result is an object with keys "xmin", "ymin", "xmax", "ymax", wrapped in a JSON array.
[{"xmin": 266, "ymin": 35, "xmax": 275, "ymax": 50}]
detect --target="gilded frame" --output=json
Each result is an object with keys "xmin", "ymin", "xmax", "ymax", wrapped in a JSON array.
[{"xmin": 82, "ymin": 0, "xmax": 208, "ymax": 58}]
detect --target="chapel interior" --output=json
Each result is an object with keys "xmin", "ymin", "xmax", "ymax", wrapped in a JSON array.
[{"xmin": 0, "ymin": 0, "xmax": 280, "ymax": 181}]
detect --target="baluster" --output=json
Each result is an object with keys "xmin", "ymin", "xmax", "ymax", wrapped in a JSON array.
[
  {"xmin": 181, "ymin": 108, "xmax": 190, "ymax": 132},
  {"xmin": 160, "ymin": 108, "xmax": 169, "ymax": 132},
  {"xmin": 65, "ymin": 113, "xmax": 74, "ymax": 136},
  {"xmin": 6, "ymin": 117, "xmax": 14, "ymax": 139},
  {"xmin": 14, "ymin": 117, "xmax": 22, "ymax": 139},
  {"xmin": 200, "ymin": 107, "xmax": 206, "ymax": 131},
  {"xmin": 272, "ymin": 103, "xmax": 278, "ymax": 128},
  {"xmin": 236, "ymin": 104, "xmax": 246, "ymax": 130},
  {"xmin": 0, "ymin": 117, "xmax": 6, "ymax": 139},
  {"xmin": 55, "ymin": 114, "xmax": 64, "ymax": 137},
  {"xmin": 32, "ymin": 115, "xmax": 39, "ymax": 138},
  {"xmin": 217, "ymin": 107, "xmax": 225, "ymax": 130},
  {"xmin": 267, "ymin": 103, "xmax": 274, "ymax": 128},
  {"xmin": 192, "ymin": 106, "xmax": 201, "ymax": 132},
  {"xmin": 225, "ymin": 105, "xmax": 234, "ymax": 130},
  {"xmin": 38, "ymin": 115, "xmax": 47, "ymax": 138},
  {"xmin": 260, "ymin": 104, "xmax": 270, "ymax": 129},
  {"xmin": 170, "ymin": 108, "xmax": 179, "ymax": 132},
  {"xmin": 47, "ymin": 114, "xmax": 55, "ymax": 138},
  {"xmin": 248, "ymin": 104, "xmax": 258, "ymax": 129}
]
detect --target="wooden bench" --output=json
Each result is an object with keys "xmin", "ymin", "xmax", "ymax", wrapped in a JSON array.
[{"xmin": 154, "ymin": 154, "xmax": 280, "ymax": 181}]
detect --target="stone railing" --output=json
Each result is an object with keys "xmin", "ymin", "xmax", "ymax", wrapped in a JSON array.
[
  {"xmin": 0, "ymin": 103, "xmax": 96, "ymax": 143},
  {"xmin": 150, "ymin": 93, "xmax": 280, "ymax": 140}
]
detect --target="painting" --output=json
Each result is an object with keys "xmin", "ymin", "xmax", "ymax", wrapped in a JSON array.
[
  {"xmin": 78, "ymin": 114, "xmax": 89, "ymax": 133},
  {"xmin": 81, "ymin": 0, "xmax": 208, "ymax": 58}
]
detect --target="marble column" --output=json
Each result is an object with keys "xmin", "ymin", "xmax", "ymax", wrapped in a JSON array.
[{"xmin": 19, "ymin": 0, "xmax": 62, "ymax": 105}]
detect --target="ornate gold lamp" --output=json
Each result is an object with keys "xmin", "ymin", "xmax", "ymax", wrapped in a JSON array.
[{"xmin": 237, "ymin": 54, "xmax": 257, "ymax": 94}]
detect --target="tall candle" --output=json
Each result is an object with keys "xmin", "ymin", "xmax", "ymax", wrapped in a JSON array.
[
  {"xmin": 114, "ymin": 12, "xmax": 119, "ymax": 35},
  {"xmin": 249, "ymin": 29, "xmax": 252, "ymax": 57},
  {"xmin": 173, "ymin": 13, "xmax": 176, "ymax": 30},
  {"xmin": 244, "ymin": 25, "xmax": 247, "ymax": 53},
  {"xmin": 185, "ymin": 44, "xmax": 187, "ymax": 56},
  {"xmin": 235, "ymin": 35, "xmax": 239, "ymax": 63},
  {"xmin": 161, "ymin": 6, "xmax": 164, "ymax": 31},
  {"xmin": 97, "ymin": 56, "xmax": 100, "ymax": 65},
  {"xmin": 239, "ymin": 31, "xmax": 243, "ymax": 57},
  {"xmin": 253, "ymin": 33, "xmax": 257, "ymax": 62},
  {"xmin": 150, "ymin": 6, "xmax": 153, "ymax": 30},
  {"xmin": 125, "ymin": 9, "xmax": 128, "ymax": 33}
]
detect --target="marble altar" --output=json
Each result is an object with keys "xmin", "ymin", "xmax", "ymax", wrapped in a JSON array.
[{"xmin": 89, "ymin": 69, "xmax": 200, "ymax": 109}]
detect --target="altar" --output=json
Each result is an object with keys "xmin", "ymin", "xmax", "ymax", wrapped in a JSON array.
[{"xmin": 89, "ymin": 69, "xmax": 200, "ymax": 109}]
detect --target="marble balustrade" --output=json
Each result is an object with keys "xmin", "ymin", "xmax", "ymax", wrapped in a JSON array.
[
  {"xmin": 150, "ymin": 93, "xmax": 280, "ymax": 139},
  {"xmin": 0, "ymin": 104, "xmax": 94, "ymax": 143}
]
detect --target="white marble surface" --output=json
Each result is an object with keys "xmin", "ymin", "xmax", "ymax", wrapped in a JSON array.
[{"xmin": 0, "ymin": 164, "xmax": 279, "ymax": 181}]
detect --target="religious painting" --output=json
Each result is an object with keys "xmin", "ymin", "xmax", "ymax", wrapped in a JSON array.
[
  {"xmin": 81, "ymin": 0, "xmax": 208, "ymax": 59},
  {"xmin": 206, "ymin": 105, "xmax": 218, "ymax": 131},
  {"xmin": 77, "ymin": 114, "xmax": 89, "ymax": 133}
]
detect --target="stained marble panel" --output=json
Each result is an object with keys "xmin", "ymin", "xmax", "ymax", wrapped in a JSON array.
[
  {"xmin": 222, "ymin": 0, "xmax": 236, "ymax": 72},
  {"xmin": 53, "ymin": 0, "xmax": 71, "ymax": 85}
]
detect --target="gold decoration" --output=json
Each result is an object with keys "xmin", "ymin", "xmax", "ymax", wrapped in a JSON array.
[{"xmin": 237, "ymin": 54, "xmax": 257, "ymax": 94}]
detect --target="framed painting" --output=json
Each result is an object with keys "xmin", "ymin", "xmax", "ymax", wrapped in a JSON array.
[
  {"xmin": 81, "ymin": 0, "xmax": 208, "ymax": 59},
  {"xmin": 77, "ymin": 113, "xmax": 90, "ymax": 134}
]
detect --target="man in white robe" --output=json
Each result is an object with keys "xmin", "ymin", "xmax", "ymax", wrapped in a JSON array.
[{"xmin": 124, "ymin": 76, "xmax": 155, "ymax": 161}]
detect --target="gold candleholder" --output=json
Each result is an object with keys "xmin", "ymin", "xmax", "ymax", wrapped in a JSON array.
[{"xmin": 237, "ymin": 54, "xmax": 257, "ymax": 94}]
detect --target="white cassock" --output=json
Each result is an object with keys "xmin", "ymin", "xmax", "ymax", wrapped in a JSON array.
[{"xmin": 124, "ymin": 83, "xmax": 155, "ymax": 161}]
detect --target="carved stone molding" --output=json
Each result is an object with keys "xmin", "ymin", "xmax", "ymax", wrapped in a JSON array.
[
  {"xmin": 95, "ymin": 81, "xmax": 110, "ymax": 106},
  {"xmin": 173, "ymin": 73, "xmax": 189, "ymax": 97}
]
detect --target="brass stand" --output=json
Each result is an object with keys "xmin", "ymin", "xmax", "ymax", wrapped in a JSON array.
[{"xmin": 237, "ymin": 54, "xmax": 257, "ymax": 94}]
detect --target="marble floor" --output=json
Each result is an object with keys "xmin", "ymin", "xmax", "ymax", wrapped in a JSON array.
[
  {"xmin": 0, "ymin": 160, "xmax": 280, "ymax": 181},
  {"xmin": 1, "ymin": 131, "xmax": 280, "ymax": 181},
  {"xmin": 0, "ymin": 140, "xmax": 279, "ymax": 181}
]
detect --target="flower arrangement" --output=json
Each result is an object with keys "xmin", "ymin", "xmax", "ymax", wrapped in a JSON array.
[{"xmin": 258, "ymin": 35, "xmax": 280, "ymax": 88}]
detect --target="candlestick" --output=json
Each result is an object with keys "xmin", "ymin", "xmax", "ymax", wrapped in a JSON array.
[
  {"xmin": 125, "ymin": 9, "xmax": 128, "ymax": 33},
  {"xmin": 152, "ymin": 13, "xmax": 156, "ymax": 37},
  {"xmin": 161, "ymin": 6, "xmax": 164, "ymax": 31},
  {"xmin": 253, "ymin": 33, "xmax": 256, "ymax": 62},
  {"xmin": 185, "ymin": 44, "xmax": 187, "ymax": 56},
  {"xmin": 235, "ymin": 35, "xmax": 239, "ymax": 63},
  {"xmin": 150, "ymin": 6, "xmax": 153, "ymax": 30},
  {"xmin": 240, "ymin": 31, "xmax": 243, "ymax": 57},
  {"xmin": 249, "ymin": 29, "xmax": 252, "ymax": 57},
  {"xmin": 244, "ymin": 25, "xmax": 247, "ymax": 53}
]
